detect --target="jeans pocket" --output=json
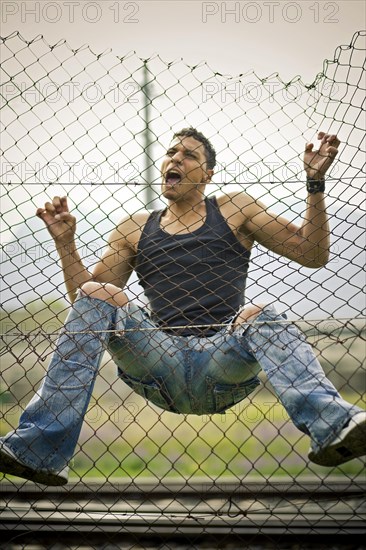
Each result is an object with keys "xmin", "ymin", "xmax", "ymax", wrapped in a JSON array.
[
  {"xmin": 46, "ymin": 360, "xmax": 95, "ymax": 390},
  {"xmin": 118, "ymin": 370, "xmax": 179, "ymax": 413},
  {"xmin": 206, "ymin": 376, "xmax": 260, "ymax": 414}
]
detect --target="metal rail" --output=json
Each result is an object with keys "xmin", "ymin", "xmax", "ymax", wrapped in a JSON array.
[{"xmin": 1, "ymin": 478, "xmax": 365, "ymax": 545}]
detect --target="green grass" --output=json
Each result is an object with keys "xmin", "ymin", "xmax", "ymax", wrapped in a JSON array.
[{"xmin": 64, "ymin": 394, "xmax": 365, "ymax": 482}]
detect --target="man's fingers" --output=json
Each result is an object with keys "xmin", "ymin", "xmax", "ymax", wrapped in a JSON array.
[
  {"xmin": 44, "ymin": 201, "xmax": 56, "ymax": 214},
  {"xmin": 60, "ymin": 196, "xmax": 69, "ymax": 213},
  {"xmin": 323, "ymin": 134, "xmax": 339, "ymax": 148},
  {"xmin": 52, "ymin": 196, "xmax": 70, "ymax": 214},
  {"xmin": 328, "ymin": 135, "xmax": 340, "ymax": 147},
  {"xmin": 52, "ymin": 196, "xmax": 61, "ymax": 211},
  {"xmin": 36, "ymin": 207, "xmax": 46, "ymax": 219},
  {"xmin": 326, "ymin": 146, "xmax": 338, "ymax": 158},
  {"xmin": 36, "ymin": 207, "xmax": 56, "ymax": 225},
  {"xmin": 37, "ymin": 196, "xmax": 70, "ymax": 218},
  {"xmin": 305, "ymin": 143, "xmax": 314, "ymax": 152},
  {"xmin": 54, "ymin": 196, "xmax": 69, "ymax": 213},
  {"xmin": 317, "ymin": 132, "xmax": 340, "ymax": 146},
  {"xmin": 54, "ymin": 212, "xmax": 75, "ymax": 224}
]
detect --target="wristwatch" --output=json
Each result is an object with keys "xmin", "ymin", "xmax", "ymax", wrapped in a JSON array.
[{"xmin": 306, "ymin": 177, "xmax": 325, "ymax": 194}]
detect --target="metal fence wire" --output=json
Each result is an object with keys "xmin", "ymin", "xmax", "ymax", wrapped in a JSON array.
[{"xmin": 0, "ymin": 29, "xmax": 365, "ymax": 545}]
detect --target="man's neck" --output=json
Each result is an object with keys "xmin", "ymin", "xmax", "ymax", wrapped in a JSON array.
[
  {"xmin": 166, "ymin": 194, "xmax": 206, "ymax": 217},
  {"xmin": 161, "ymin": 193, "xmax": 207, "ymax": 234}
]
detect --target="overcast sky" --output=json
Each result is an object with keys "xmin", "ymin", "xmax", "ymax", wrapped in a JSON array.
[{"xmin": 2, "ymin": 0, "xmax": 365, "ymax": 83}]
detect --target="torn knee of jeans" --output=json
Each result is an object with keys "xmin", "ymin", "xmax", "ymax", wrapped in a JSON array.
[
  {"xmin": 75, "ymin": 288, "xmax": 86, "ymax": 300},
  {"xmin": 230, "ymin": 303, "xmax": 270, "ymax": 332},
  {"xmin": 113, "ymin": 302, "xmax": 133, "ymax": 334},
  {"xmin": 230, "ymin": 321, "xmax": 251, "ymax": 338},
  {"xmin": 230, "ymin": 310, "xmax": 266, "ymax": 336}
]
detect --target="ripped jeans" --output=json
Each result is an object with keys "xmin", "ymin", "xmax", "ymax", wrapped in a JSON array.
[{"xmin": 1, "ymin": 294, "xmax": 361, "ymax": 473}]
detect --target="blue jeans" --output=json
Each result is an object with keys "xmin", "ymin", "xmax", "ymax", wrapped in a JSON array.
[{"xmin": 1, "ymin": 294, "xmax": 361, "ymax": 473}]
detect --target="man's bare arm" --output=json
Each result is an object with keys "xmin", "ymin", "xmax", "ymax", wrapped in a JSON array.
[
  {"xmin": 223, "ymin": 132, "xmax": 339, "ymax": 268},
  {"xmin": 36, "ymin": 196, "xmax": 93, "ymax": 303},
  {"xmin": 37, "ymin": 197, "xmax": 145, "ymax": 303},
  {"xmin": 92, "ymin": 213, "xmax": 147, "ymax": 288},
  {"xmin": 242, "ymin": 195, "xmax": 330, "ymax": 268}
]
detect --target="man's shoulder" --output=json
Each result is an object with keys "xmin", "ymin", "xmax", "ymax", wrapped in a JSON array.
[
  {"xmin": 214, "ymin": 192, "xmax": 256, "ymax": 249},
  {"xmin": 216, "ymin": 190, "xmax": 256, "ymax": 212},
  {"xmin": 117, "ymin": 210, "xmax": 151, "ymax": 230},
  {"xmin": 109, "ymin": 210, "xmax": 151, "ymax": 249}
]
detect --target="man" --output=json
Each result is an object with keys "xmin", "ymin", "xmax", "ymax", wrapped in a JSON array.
[{"xmin": 0, "ymin": 128, "xmax": 365, "ymax": 486}]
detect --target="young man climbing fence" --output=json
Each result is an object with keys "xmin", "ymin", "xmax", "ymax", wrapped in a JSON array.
[{"xmin": 1, "ymin": 128, "xmax": 365, "ymax": 485}]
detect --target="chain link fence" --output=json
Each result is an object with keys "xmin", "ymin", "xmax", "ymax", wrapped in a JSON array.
[{"xmin": 0, "ymin": 29, "xmax": 365, "ymax": 545}]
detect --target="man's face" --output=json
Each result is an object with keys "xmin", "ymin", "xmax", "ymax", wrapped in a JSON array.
[{"xmin": 160, "ymin": 136, "xmax": 213, "ymax": 199}]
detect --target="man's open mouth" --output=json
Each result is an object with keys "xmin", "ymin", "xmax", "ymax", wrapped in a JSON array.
[{"xmin": 165, "ymin": 170, "xmax": 182, "ymax": 185}]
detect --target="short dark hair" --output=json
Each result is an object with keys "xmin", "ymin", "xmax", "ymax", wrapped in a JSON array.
[{"xmin": 173, "ymin": 127, "xmax": 216, "ymax": 170}]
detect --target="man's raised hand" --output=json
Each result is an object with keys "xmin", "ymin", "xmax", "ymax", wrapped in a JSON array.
[
  {"xmin": 304, "ymin": 132, "xmax": 340, "ymax": 180},
  {"xmin": 36, "ymin": 196, "xmax": 76, "ymax": 244}
]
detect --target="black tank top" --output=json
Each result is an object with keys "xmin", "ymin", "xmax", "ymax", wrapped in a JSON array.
[{"xmin": 135, "ymin": 196, "xmax": 251, "ymax": 336}]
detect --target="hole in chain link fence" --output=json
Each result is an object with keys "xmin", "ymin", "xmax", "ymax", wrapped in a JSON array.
[{"xmin": 0, "ymin": 29, "xmax": 365, "ymax": 546}]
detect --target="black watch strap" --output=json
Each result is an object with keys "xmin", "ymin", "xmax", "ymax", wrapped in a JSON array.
[{"xmin": 306, "ymin": 177, "xmax": 325, "ymax": 194}]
